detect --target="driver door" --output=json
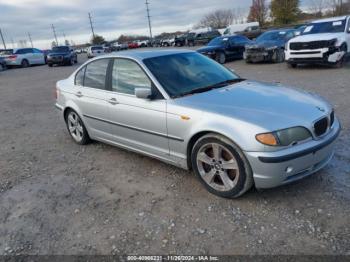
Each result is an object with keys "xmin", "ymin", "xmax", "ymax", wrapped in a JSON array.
[{"xmin": 107, "ymin": 58, "xmax": 169, "ymax": 158}]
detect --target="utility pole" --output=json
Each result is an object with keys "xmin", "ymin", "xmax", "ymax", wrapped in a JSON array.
[
  {"xmin": 88, "ymin": 12, "xmax": 96, "ymax": 40},
  {"xmin": 51, "ymin": 24, "xmax": 58, "ymax": 46},
  {"xmin": 145, "ymin": 0, "xmax": 153, "ymax": 41},
  {"xmin": 28, "ymin": 32, "xmax": 33, "ymax": 48},
  {"xmin": 0, "ymin": 28, "xmax": 6, "ymax": 49}
]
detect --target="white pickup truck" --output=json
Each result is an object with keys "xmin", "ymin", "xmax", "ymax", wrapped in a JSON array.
[{"xmin": 286, "ymin": 16, "xmax": 350, "ymax": 68}]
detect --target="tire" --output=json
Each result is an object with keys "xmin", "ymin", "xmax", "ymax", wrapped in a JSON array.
[
  {"xmin": 21, "ymin": 59, "xmax": 29, "ymax": 68},
  {"xmin": 65, "ymin": 110, "xmax": 91, "ymax": 145},
  {"xmin": 273, "ymin": 49, "xmax": 285, "ymax": 63},
  {"xmin": 191, "ymin": 133, "xmax": 253, "ymax": 198},
  {"xmin": 48, "ymin": 63, "xmax": 53, "ymax": 67},
  {"xmin": 288, "ymin": 63, "xmax": 297, "ymax": 68},
  {"xmin": 0, "ymin": 63, "xmax": 4, "ymax": 71},
  {"xmin": 69, "ymin": 57, "xmax": 74, "ymax": 66},
  {"xmin": 216, "ymin": 52, "xmax": 226, "ymax": 64}
]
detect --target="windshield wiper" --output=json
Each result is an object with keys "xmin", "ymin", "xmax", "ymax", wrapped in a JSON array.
[{"xmin": 172, "ymin": 78, "xmax": 245, "ymax": 98}]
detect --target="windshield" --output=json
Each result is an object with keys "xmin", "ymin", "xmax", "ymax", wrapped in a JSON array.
[
  {"xmin": 92, "ymin": 46, "xmax": 103, "ymax": 50},
  {"xmin": 52, "ymin": 46, "xmax": 69, "ymax": 52},
  {"xmin": 0, "ymin": 49, "xmax": 13, "ymax": 55},
  {"xmin": 143, "ymin": 52, "xmax": 240, "ymax": 98},
  {"xmin": 303, "ymin": 20, "xmax": 346, "ymax": 34},
  {"xmin": 256, "ymin": 31, "xmax": 287, "ymax": 42},
  {"xmin": 208, "ymin": 37, "xmax": 228, "ymax": 46}
]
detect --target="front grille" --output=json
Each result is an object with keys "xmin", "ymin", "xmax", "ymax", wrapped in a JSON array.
[
  {"xmin": 246, "ymin": 47, "xmax": 265, "ymax": 53},
  {"xmin": 290, "ymin": 41, "xmax": 332, "ymax": 50},
  {"xmin": 52, "ymin": 55, "xmax": 63, "ymax": 61},
  {"xmin": 314, "ymin": 117, "xmax": 328, "ymax": 137}
]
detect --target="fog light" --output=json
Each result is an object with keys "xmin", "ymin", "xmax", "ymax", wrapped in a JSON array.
[{"xmin": 286, "ymin": 166, "xmax": 294, "ymax": 174}]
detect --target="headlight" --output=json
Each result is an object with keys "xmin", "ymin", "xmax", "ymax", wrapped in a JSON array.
[{"xmin": 256, "ymin": 127, "xmax": 312, "ymax": 146}]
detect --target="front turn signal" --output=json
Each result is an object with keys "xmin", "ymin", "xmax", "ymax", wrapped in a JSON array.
[{"xmin": 256, "ymin": 133, "xmax": 278, "ymax": 146}]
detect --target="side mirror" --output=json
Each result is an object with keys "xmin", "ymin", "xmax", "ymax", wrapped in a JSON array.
[{"xmin": 135, "ymin": 88, "xmax": 152, "ymax": 99}]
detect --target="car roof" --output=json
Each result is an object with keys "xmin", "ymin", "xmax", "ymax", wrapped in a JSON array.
[
  {"xmin": 105, "ymin": 49, "xmax": 194, "ymax": 60},
  {"xmin": 312, "ymin": 16, "xmax": 348, "ymax": 23}
]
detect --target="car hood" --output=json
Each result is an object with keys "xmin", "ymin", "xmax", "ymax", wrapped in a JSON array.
[
  {"xmin": 173, "ymin": 80, "xmax": 332, "ymax": 131},
  {"xmin": 246, "ymin": 40, "xmax": 283, "ymax": 49},
  {"xmin": 197, "ymin": 45, "xmax": 222, "ymax": 52},
  {"xmin": 289, "ymin": 33, "xmax": 344, "ymax": 43}
]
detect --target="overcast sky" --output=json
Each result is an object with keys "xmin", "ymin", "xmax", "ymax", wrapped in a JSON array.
[{"xmin": 0, "ymin": 0, "xmax": 311, "ymax": 49}]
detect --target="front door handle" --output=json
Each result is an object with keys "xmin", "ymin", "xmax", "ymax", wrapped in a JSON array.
[
  {"xmin": 75, "ymin": 91, "xmax": 83, "ymax": 98},
  {"xmin": 108, "ymin": 98, "xmax": 119, "ymax": 105}
]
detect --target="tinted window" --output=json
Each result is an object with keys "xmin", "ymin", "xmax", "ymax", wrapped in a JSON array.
[
  {"xmin": 112, "ymin": 59, "xmax": 151, "ymax": 95},
  {"xmin": 303, "ymin": 20, "xmax": 346, "ymax": 34},
  {"xmin": 84, "ymin": 59, "xmax": 109, "ymax": 89},
  {"xmin": 91, "ymin": 46, "xmax": 103, "ymax": 51},
  {"xmin": 143, "ymin": 52, "xmax": 239, "ymax": 98},
  {"xmin": 15, "ymin": 49, "xmax": 26, "ymax": 54},
  {"xmin": 33, "ymin": 48, "xmax": 43, "ymax": 53},
  {"xmin": 233, "ymin": 36, "xmax": 249, "ymax": 44},
  {"xmin": 75, "ymin": 67, "xmax": 86, "ymax": 86},
  {"xmin": 53, "ymin": 46, "xmax": 70, "ymax": 52}
]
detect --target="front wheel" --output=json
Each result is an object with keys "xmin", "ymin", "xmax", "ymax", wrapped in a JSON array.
[
  {"xmin": 288, "ymin": 63, "xmax": 297, "ymax": 68},
  {"xmin": 65, "ymin": 110, "xmax": 91, "ymax": 145},
  {"xmin": 191, "ymin": 134, "xmax": 253, "ymax": 198},
  {"xmin": 216, "ymin": 52, "xmax": 226, "ymax": 64}
]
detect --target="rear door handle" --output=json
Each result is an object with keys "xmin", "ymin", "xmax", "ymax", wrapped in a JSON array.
[
  {"xmin": 108, "ymin": 98, "xmax": 119, "ymax": 105},
  {"xmin": 75, "ymin": 91, "xmax": 83, "ymax": 98}
]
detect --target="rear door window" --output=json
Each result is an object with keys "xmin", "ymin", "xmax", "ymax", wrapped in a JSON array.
[
  {"xmin": 75, "ymin": 67, "xmax": 86, "ymax": 86},
  {"xmin": 83, "ymin": 59, "xmax": 110, "ymax": 89}
]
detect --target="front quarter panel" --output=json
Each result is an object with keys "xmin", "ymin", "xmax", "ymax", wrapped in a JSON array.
[{"xmin": 167, "ymin": 102, "xmax": 267, "ymax": 167}]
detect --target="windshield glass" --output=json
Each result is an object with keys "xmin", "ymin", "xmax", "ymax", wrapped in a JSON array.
[
  {"xmin": 143, "ymin": 52, "xmax": 240, "ymax": 98},
  {"xmin": 303, "ymin": 20, "xmax": 346, "ymax": 34},
  {"xmin": 92, "ymin": 46, "xmax": 103, "ymax": 50},
  {"xmin": 0, "ymin": 49, "xmax": 13, "ymax": 55},
  {"xmin": 208, "ymin": 37, "xmax": 228, "ymax": 46},
  {"xmin": 256, "ymin": 31, "xmax": 287, "ymax": 42},
  {"xmin": 52, "ymin": 46, "xmax": 69, "ymax": 52}
]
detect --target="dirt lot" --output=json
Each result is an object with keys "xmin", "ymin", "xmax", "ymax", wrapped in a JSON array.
[{"xmin": 0, "ymin": 51, "xmax": 349, "ymax": 256}]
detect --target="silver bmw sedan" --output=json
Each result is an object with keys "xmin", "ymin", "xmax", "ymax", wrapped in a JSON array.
[{"xmin": 55, "ymin": 50, "xmax": 341, "ymax": 198}]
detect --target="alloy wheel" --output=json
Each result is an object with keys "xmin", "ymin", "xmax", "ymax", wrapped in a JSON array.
[
  {"xmin": 196, "ymin": 143, "xmax": 240, "ymax": 192},
  {"xmin": 67, "ymin": 111, "xmax": 84, "ymax": 142}
]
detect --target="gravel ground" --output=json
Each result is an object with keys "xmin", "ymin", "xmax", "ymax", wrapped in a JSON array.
[{"xmin": 0, "ymin": 51, "xmax": 349, "ymax": 256}]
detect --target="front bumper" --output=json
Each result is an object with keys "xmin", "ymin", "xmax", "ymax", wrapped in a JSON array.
[
  {"xmin": 286, "ymin": 47, "xmax": 345, "ymax": 65},
  {"xmin": 245, "ymin": 49, "xmax": 274, "ymax": 62},
  {"xmin": 47, "ymin": 56, "xmax": 71, "ymax": 64},
  {"xmin": 245, "ymin": 119, "xmax": 341, "ymax": 189}
]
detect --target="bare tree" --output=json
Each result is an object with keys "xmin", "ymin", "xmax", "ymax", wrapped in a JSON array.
[
  {"xmin": 196, "ymin": 9, "xmax": 234, "ymax": 29},
  {"xmin": 326, "ymin": 0, "xmax": 350, "ymax": 15},
  {"xmin": 247, "ymin": 0, "xmax": 268, "ymax": 26},
  {"xmin": 308, "ymin": 0, "xmax": 327, "ymax": 16}
]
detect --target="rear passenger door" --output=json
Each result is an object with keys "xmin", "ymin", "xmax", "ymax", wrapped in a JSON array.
[
  {"xmin": 25, "ymin": 48, "xmax": 37, "ymax": 64},
  {"xmin": 74, "ymin": 58, "xmax": 113, "ymax": 139}
]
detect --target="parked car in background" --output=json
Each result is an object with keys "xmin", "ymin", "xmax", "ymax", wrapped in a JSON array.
[
  {"xmin": 0, "ymin": 56, "xmax": 6, "ymax": 71},
  {"xmin": 223, "ymin": 22, "xmax": 260, "ymax": 36},
  {"xmin": 87, "ymin": 46, "xmax": 105, "ymax": 58},
  {"xmin": 128, "ymin": 42, "xmax": 139, "ymax": 49},
  {"xmin": 151, "ymin": 39, "xmax": 162, "ymax": 47},
  {"xmin": 161, "ymin": 38, "xmax": 175, "ymax": 47},
  {"xmin": 0, "ymin": 48, "xmax": 45, "ymax": 68},
  {"xmin": 55, "ymin": 50, "xmax": 340, "ymax": 198},
  {"xmin": 187, "ymin": 30, "xmax": 221, "ymax": 46},
  {"xmin": 137, "ymin": 40, "xmax": 149, "ymax": 47},
  {"xmin": 245, "ymin": 29, "xmax": 297, "ymax": 63},
  {"xmin": 236, "ymin": 25, "xmax": 263, "ymax": 40},
  {"xmin": 286, "ymin": 16, "xmax": 350, "ymax": 68},
  {"xmin": 197, "ymin": 35, "xmax": 251, "ymax": 64},
  {"xmin": 174, "ymin": 34, "xmax": 188, "ymax": 47},
  {"xmin": 47, "ymin": 46, "xmax": 77, "ymax": 67}
]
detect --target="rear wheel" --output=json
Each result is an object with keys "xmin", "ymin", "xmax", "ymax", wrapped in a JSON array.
[
  {"xmin": 21, "ymin": 59, "xmax": 29, "ymax": 68},
  {"xmin": 0, "ymin": 63, "xmax": 4, "ymax": 71},
  {"xmin": 65, "ymin": 110, "xmax": 91, "ymax": 145},
  {"xmin": 191, "ymin": 134, "xmax": 253, "ymax": 198},
  {"xmin": 48, "ymin": 63, "xmax": 53, "ymax": 67}
]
